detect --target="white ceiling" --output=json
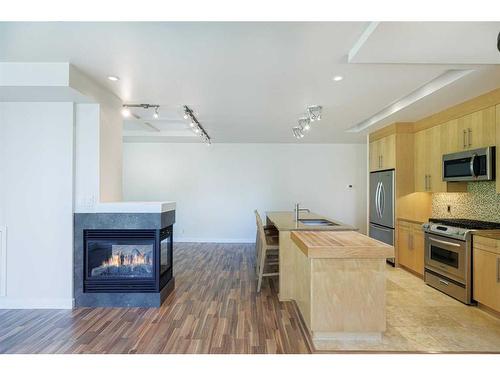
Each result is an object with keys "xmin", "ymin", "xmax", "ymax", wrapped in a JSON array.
[
  {"xmin": 349, "ymin": 22, "xmax": 500, "ymax": 64},
  {"xmin": 1, "ymin": 22, "xmax": 499, "ymax": 143}
]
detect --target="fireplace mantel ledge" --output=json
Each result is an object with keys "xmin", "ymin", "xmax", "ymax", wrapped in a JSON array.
[{"xmin": 88, "ymin": 201, "xmax": 176, "ymax": 214}]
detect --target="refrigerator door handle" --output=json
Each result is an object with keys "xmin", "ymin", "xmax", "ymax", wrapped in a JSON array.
[
  {"xmin": 379, "ymin": 183, "xmax": 386, "ymax": 217},
  {"xmin": 375, "ymin": 182, "xmax": 381, "ymax": 218}
]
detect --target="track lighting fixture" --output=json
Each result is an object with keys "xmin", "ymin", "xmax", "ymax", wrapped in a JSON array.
[
  {"xmin": 121, "ymin": 104, "xmax": 160, "ymax": 120},
  {"xmin": 183, "ymin": 105, "xmax": 211, "ymax": 145},
  {"xmin": 307, "ymin": 105, "xmax": 322, "ymax": 122},
  {"xmin": 299, "ymin": 117, "xmax": 311, "ymax": 131},
  {"xmin": 292, "ymin": 126, "xmax": 305, "ymax": 139},
  {"xmin": 291, "ymin": 105, "xmax": 322, "ymax": 139}
]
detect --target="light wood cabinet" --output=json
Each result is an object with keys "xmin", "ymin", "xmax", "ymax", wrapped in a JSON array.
[
  {"xmin": 397, "ymin": 220, "xmax": 424, "ymax": 276},
  {"xmin": 456, "ymin": 107, "xmax": 495, "ymax": 151},
  {"xmin": 473, "ymin": 236, "xmax": 500, "ymax": 313},
  {"xmin": 413, "ymin": 225, "xmax": 424, "ymax": 275},
  {"xmin": 414, "ymin": 126, "xmax": 446, "ymax": 192},
  {"xmin": 369, "ymin": 139, "xmax": 380, "ymax": 172},
  {"xmin": 425, "ymin": 107, "xmax": 495, "ymax": 155},
  {"xmin": 369, "ymin": 134, "xmax": 396, "ymax": 172},
  {"xmin": 440, "ymin": 119, "xmax": 459, "ymax": 155}
]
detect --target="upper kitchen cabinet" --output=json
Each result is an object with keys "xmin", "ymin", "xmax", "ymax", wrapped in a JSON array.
[
  {"xmin": 414, "ymin": 126, "xmax": 447, "ymax": 193},
  {"xmin": 456, "ymin": 106, "xmax": 496, "ymax": 151},
  {"xmin": 369, "ymin": 133, "xmax": 396, "ymax": 172}
]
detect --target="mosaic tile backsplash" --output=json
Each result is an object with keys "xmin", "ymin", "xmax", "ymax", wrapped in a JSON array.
[{"xmin": 432, "ymin": 181, "xmax": 500, "ymax": 222}]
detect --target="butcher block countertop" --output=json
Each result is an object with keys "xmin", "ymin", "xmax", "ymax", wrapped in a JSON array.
[
  {"xmin": 266, "ymin": 211, "xmax": 356, "ymax": 231},
  {"xmin": 290, "ymin": 230, "xmax": 394, "ymax": 259}
]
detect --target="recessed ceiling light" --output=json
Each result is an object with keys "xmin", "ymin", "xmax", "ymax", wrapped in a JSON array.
[
  {"xmin": 107, "ymin": 75, "xmax": 120, "ymax": 81},
  {"xmin": 333, "ymin": 75, "xmax": 343, "ymax": 82}
]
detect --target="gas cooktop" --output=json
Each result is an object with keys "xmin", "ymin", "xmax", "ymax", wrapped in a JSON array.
[{"xmin": 429, "ymin": 218, "xmax": 500, "ymax": 230}]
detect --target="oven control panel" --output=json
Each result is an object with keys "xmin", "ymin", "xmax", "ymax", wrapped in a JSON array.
[{"xmin": 422, "ymin": 223, "xmax": 470, "ymax": 241}]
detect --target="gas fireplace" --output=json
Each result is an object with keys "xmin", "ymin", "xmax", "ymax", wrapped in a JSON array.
[{"xmin": 84, "ymin": 227, "xmax": 172, "ymax": 293}]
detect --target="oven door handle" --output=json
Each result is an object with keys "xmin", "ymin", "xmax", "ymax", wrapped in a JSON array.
[{"xmin": 429, "ymin": 237, "xmax": 461, "ymax": 248}]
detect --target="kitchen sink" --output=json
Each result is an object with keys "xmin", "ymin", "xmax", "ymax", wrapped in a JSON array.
[{"xmin": 298, "ymin": 219, "xmax": 337, "ymax": 226}]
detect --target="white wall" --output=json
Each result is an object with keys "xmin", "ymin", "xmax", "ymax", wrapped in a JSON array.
[
  {"xmin": 74, "ymin": 103, "xmax": 99, "ymax": 211},
  {"xmin": 99, "ymin": 103, "xmax": 123, "ymax": 202},
  {"xmin": 123, "ymin": 143, "xmax": 367, "ymax": 242},
  {"xmin": 0, "ymin": 102, "xmax": 74, "ymax": 308},
  {"xmin": 74, "ymin": 102, "xmax": 123, "ymax": 212}
]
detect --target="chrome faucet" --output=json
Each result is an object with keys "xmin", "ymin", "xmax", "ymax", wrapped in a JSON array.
[{"xmin": 294, "ymin": 203, "xmax": 310, "ymax": 222}]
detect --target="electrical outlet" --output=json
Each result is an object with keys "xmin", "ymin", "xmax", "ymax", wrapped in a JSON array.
[{"xmin": 447, "ymin": 205, "xmax": 451, "ymax": 213}]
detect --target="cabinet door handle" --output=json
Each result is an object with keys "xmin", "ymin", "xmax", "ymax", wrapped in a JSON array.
[
  {"xmin": 463, "ymin": 129, "xmax": 467, "ymax": 149},
  {"xmin": 468, "ymin": 128, "xmax": 472, "ymax": 147}
]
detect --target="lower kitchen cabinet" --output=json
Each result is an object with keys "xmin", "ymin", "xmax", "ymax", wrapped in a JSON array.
[
  {"xmin": 397, "ymin": 220, "xmax": 424, "ymax": 276},
  {"xmin": 473, "ymin": 235, "xmax": 500, "ymax": 313}
]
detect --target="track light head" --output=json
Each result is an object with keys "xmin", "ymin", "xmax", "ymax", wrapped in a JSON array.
[
  {"xmin": 307, "ymin": 105, "xmax": 322, "ymax": 122},
  {"xmin": 153, "ymin": 106, "xmax": 159, "ymax": 119},
  {"xmin": 292, "ymin": 126, "xmax": 305, "ymax": 139},
  {"xmin": 299, "ymin": 117, "xmax": 311, "ymax": 131},
  {"xmin": 121, "ymin": 106, "xmax": 131, "ymax": 117}
]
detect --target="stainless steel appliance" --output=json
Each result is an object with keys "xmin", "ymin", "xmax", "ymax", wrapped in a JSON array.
[
  {"xmin": 423, "ymin": 218, "xmax": 500, "ymax": 304},
  {"xmin": 369, "ymin": 169, "xmax": 395, "ymax": 265},
  {"xmin": 442, "ymin": 146, "xmax": 495, "ymax": 182}
]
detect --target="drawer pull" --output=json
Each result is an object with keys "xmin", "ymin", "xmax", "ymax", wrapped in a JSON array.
[{"xmin": 438, "ymin": 279, "xmax": 449, "ymax": 286}]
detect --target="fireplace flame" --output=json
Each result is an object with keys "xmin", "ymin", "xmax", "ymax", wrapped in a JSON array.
[{"xmin": 101, "ymin": 251, "xmax": 150, "ymax": 268}]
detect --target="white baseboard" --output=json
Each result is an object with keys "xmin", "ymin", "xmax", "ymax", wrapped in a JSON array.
[
  {"xmin": 174, "ymin": 237, "xmax": 255, "ymax": 244},
  {"xmin": 0, "ymin": 297, "xmax": 74, "ymax": 309}
]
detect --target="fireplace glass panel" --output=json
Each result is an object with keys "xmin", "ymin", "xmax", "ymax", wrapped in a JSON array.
[
  {"xmin": 160, "ymin": 234, "xmax": 172, "ymax": 276},
  {"xmin": 87, "ymin": 240, "xmax": 155, "ymax": 279}
]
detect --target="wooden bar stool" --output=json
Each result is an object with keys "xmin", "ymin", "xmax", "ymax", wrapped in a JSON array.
[{"xmin": 254, "ymin": 210, "xmax": 279, "ymax": 292}]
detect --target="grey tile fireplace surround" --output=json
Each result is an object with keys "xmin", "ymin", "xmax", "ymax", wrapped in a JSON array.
[{"xmin": 74, "ymin": 211, "xmax": 175, "ymax": 308}]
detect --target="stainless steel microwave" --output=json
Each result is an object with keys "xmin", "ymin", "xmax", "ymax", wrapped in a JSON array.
[{"xmin": 442, "ymin": 146, "xmax": 495, "ymax": 182}]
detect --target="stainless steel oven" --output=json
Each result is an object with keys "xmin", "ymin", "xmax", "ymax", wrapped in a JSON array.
[
  {"xmin": 442, "ymin": 146, "xmax": 495, "ymax": 182},
  {"xmin": 423, "ymin": 222, "xmax": 473, "ymax": 304},
  {"xmin": 425, "ymin": 234, "xmax": 466, "ymax": 283},
  {"xmin": 424, "ymin": 219, "xmax": 500, "ymax": 305}
]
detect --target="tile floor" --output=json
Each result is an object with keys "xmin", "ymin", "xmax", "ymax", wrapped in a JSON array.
[{"xmin": 316, "ymin": 265, "xmax": 500, "ymax": 352}]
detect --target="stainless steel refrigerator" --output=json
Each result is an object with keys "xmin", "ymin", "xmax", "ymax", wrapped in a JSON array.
[{"xmin": 369, "ymin": 169, "xmax": 395, "ymax": 265}]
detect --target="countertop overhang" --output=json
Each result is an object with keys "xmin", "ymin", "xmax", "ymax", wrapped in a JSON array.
[
  {"xmin": 291, "ymin": 230, "xmax": 394, "ymax": 259},
  {"xmin": 79, "ymin": 201, "xmax": 176, "ymax": 214}
]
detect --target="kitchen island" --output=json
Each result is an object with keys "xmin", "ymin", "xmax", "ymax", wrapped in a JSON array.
[
  {"xmin": 286, "ymin": 230, "xmax": 394, "ymax": 349},
  {"xmin": 265, "ymin": 211, "xmax": 356, "ymax": 300}
]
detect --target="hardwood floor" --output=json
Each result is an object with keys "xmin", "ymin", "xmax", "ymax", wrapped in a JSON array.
[
  {"xmin": 3, "ymin": 242, "xmax": 500, "ymax": 354},
  {"xmin": 0, "ymin": 243, "xmax": 311, "ymax": 354}
]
